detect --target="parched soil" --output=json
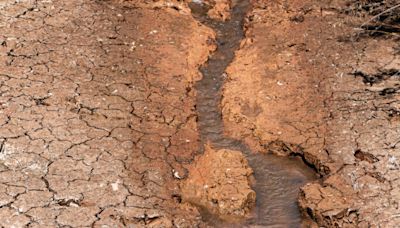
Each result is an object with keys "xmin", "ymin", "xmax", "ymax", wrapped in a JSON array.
[
  {"xmin": 222, "ymin": 0, "xmax": 400, "ymax": 226},
  {"xmin": 1, "ymin": 0, "xmax": 399, "ymax": 227},
  {"xmin": 0, "ymin": 0, "xmax": 215, "ymax": 226}
]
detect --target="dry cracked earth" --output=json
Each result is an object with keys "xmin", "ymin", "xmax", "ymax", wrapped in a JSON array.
[
  {"xmin": 0, "ymin": 0, "xmax": 399, "ymax": 227},
  {"xmin": 0, "ymin": 0, "xmax": 214, "ymax": 226}
]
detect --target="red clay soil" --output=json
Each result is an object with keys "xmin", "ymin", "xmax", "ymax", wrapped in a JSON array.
[
  {"xmin": 206, "ymin": 0, "xmax": 232, "ymax": 21},
  {"xmin": 1, "ymin": 0, "xmax": 399, "ymax": 227},
  {"xmin": 222, "ymin": 0, "xmax": 400, "ymax": 227},
  {"xmin": 0, "ymin": 0, "xmax": 215, "ymax": 226},
  {"xmin": 181, "ymin": 145, "xmax": 255, "ymax": 220}
]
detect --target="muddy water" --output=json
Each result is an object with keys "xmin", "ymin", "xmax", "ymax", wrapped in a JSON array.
[{"xmin": 190, "ymin": 1, "xmax": 317, "ymax": 227}]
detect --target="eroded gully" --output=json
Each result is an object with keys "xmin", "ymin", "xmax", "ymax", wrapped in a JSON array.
[{"xmin": 189, "ymin": 0, "xmax": 316, "ymax": 227}]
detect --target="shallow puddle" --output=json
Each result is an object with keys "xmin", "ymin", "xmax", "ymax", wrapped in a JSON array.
[{"xmin": 190, "ymin": 0, "xmax": 317, "ymax": 227}]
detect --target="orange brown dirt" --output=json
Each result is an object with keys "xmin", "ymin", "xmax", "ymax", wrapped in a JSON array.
[
  {"xmin": 0, "ymin": 0, "xmax": 216, "ymax": 226},
  {"xmin": 206, "ymin": 0, "xmax": 232, "ymax": 21},
  {"xmin": 1, "ymin": 0, "xmax": 399, "ymax": 227},
  {"xmin": 181, "ymin": 145, "xmax": 256, "ymax": 219},
  {"xmin": 222, "ymin": 0, "xmax": 400, "ymax": 227}
]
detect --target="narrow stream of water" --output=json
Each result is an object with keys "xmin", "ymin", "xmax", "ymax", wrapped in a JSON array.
[{"xmin": 190, "ymin": 1, "xmax": 316, "ymax": 227}]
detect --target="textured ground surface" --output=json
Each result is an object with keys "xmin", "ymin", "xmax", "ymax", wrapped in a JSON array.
[
  {"xmin": 0, "ymin": 0, "xmax": 216, "ymax": 226},
  {"xmin": 181, "ymin": 145, "xmax": 255, "ymax": 219},
  {"xmin": 222, "ymin": 0, "xmax": 400, "ymax": 226},
  {"xmin": 1, "ymin": 0, "xmax": 399, "ymax": 227}
]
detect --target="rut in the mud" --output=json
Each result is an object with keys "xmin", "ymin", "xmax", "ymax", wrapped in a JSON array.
[{"xmin": 190, "ymin": 1, "xmax": 316, "ymax": 227}]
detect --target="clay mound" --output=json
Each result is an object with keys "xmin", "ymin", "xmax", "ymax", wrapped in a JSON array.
[
  {"xmin": 181, "ymin": 145, "xmax": 256, "ymax": 219},
  {"xmin": 207, "ymin": 0, "xmax": 232, "ymax": 21}
]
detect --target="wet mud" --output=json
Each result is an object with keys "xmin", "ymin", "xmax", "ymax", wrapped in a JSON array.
[{"xmin": 189, "ymin": 1, "xmax": 316, "ymax": 227}]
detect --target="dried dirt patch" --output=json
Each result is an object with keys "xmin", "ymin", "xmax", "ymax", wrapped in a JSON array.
[{"xmin": 0, "ymin": 0, "xmax": 215, "ymax": 226}]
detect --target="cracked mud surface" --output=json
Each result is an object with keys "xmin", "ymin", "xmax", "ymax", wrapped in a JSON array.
[
  {"xmin": 222, "ymin": 0, "xmax": 400, "ymax": 226},
  {"xmin": 0, "ymin": 0, "xmax": 216, "ymax": 226},
  {"xmin": 2, "ymin": 0, "xmax": 399, "ymax": 227}
]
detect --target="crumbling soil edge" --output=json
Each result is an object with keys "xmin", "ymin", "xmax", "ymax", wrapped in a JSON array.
[
  {"xmin": 219, "ymin": 0, "xmax": 328, "ymax": 225},
  {"xmin": 221, "ymin": 0, "xmax": 400, "ymax": 227}
]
